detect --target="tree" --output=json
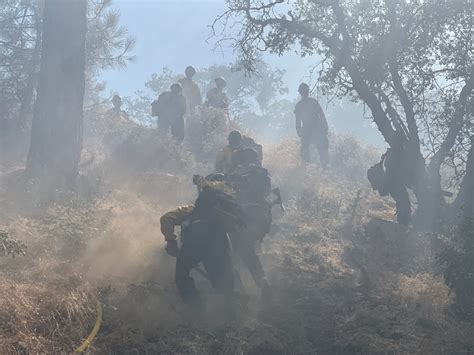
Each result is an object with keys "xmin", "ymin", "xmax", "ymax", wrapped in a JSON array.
[
  {"xmin": 215, "ymin": 0, "xmax": 473, "ymax": 227},
  {"xmin": 455, "ymin": 136, "xmax": 474, "ymax": 220},
  {"xmin": 0, "ymin": 0, "xmax": 135, "ymax": 161},
  {"xmin": 124, "ymin": 60, "xmax": 288, "ymax": 125},
  {"xmin": 25, "ymin": 0, "xmax": 87, "ymax": 199},
  {"xmin": 0, "ymin": 0, "xmax": 41, "ymax": 133}
]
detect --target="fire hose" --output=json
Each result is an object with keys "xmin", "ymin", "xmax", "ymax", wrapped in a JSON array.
[{"xmin": 73, "ymin": 296, "xmax": 102, "ymax": 354}]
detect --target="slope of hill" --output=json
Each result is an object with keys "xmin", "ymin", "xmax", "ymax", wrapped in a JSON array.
[{"xmin": 1, "ymin": 115, "xmax": 473, "ymax": 354}]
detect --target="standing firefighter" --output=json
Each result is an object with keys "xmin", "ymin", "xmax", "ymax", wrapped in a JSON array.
[
  {"xmin": 205, "ymin": 77, "xmax": 229, "ymax": 110},
  {"xmin": 294, "ymin": 83, "xmax": 329, "ymax": 167},
  {"xmin": 179, "ymin": 65, "xmax": 202, "ymax": 115},
  {"xmin": 152, "ymin": 83, "xmax": 187, "ymax": 141},
  {"xmin": 215, "ymin": 130, "xmax": 263, "ymax": 174},
  {"xmin": 160, "ymin": 177, "xmax": 244, "ymax": 310},
  {"xmin": 107, "ymin": 94, "xmax": 130, "ymax": 122},
  {"xmin": 227, "ymin": 148, "xmax": 273, "ymax": 294}
]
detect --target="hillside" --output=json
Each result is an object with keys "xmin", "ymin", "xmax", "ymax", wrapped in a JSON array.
[{"xmin": 1, "ymin": 116, "xmax": 473, "ymax": 354}]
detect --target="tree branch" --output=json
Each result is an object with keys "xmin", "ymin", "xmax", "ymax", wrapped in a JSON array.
[{"xmin": 428, "ymin": 67, "xmax": 474, "ymax": 174}]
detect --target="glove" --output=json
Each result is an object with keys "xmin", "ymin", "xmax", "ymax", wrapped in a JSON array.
[{"xmin": 165, "ymin": 240, "xmax": 179, "ymax": 257}]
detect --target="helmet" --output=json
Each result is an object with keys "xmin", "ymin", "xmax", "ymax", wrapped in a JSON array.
[
  {"xmin": 228, "ymin": 130, "xmax": 242, "ymax": 148},
  {"xmin": 298, "ymin": 83, "xmax": 310, "ymax": 95},
  {"xmin": 185, "ymin": 66, "xmax": 196, "ymax": 77},
  {"xmin": 205, "ymin": 173, "xmax": 227, "ymax": 182},
  {"xmin": 170, "ymin": 83, "xmax": 182, "ymax": 94},
  {"xmin": 215, "ymin": 77, "xmax": 227, "ymax": 88},
  {"xmin": 112, "ymin": 94, "xmax": 122, "ymax": 106}
]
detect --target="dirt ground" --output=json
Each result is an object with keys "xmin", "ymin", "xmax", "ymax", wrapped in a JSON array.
[{"xmin": 1, "ymin": 123, "xmax": 473, "ymax": 354}]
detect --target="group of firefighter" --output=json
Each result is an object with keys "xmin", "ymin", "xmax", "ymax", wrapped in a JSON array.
[
  {"xmin": 144, "ymin": 66, "xmax": 329, "ymax": 312},
  {"xmin": 109, "ymin": 65, "xmax": 329, "ymax": 166},
  {"xmin": 160, "ymin": 130, "xmax": 278, "ymax": 312},
  {"xmin": 150, "ymin": 66, "xmax": 230, "ymax": 143},
  {"xmin": 108, "ymin": 64, "xmax": 416, "ymax": 311}
]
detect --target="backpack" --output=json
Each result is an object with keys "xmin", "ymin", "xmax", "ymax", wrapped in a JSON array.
[
  {"xmin": 231, "ymin": 164, "xmax": 272, "ymax": 201},
  {"xmin": 192, "ymin": 185, "xmax": 245, "ymax": 233},
  {"xmin": 151, "ymin": 92, "xmax": 170, "ymax": 117},
  {"xmin": 241, "ymin": 136, "xmax": 263, "ymax": 161},
  {"xmin": 367, "ymin": 154, "xmax": 388, "ymax": 196}
]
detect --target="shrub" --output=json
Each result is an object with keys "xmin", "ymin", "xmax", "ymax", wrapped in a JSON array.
[{"xmin": 438, "ymin": 220, "xmax": 474, "ymax": 321}]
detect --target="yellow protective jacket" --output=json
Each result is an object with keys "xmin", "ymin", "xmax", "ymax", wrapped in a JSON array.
[{"xmin": 160, "ymin": 205, "xmax": 194, "ymax": 241}]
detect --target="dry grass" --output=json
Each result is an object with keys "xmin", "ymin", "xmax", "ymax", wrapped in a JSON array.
[
  {"xmin": 0, "ymin": 276, "xmax": 95, "ymax": 354},
  {"xmin": 1, "ymin": 120, "xmax": 474, "ymax": 354}
]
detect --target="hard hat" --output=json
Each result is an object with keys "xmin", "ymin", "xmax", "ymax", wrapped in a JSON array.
[
  {"xmin": 228, "ymin": 130, "xmax": 242, "ymax": 143},
  {"xmin": 298, "ymin": 83, "xmax": 310, "ymax": 94},
  {"xmin": 215, "ymin": 77, "xmax": 227, "ymax": 88},
  {"xmin": 185, "ymin": 66, "xmax": 196, "ymax": 77},
  {"xmin": 205, "ymin": 173, "xmax": 227, "ymax": 182},
  {"xmin": 170, "ymin": 83, "xmax": 182, "ymax": 93}
]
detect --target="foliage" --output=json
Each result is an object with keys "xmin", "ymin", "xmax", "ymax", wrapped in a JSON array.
[
  {"xmin": 238, "ymin": 98, "xmax": 296, "ymax": 140},
  {"xmin": 0, "ymin": 0, "xmax": 135, "ymax": 133},
  {"xmin": 0, "ymin": 230, "xmax": 26, "ymax": 258},
  {"xmin": 438, "ymin": 220, "xmax": 474, "ymax": 322},
  {"xmin": 86, "ymin": 0, "xmax": 136, "ymax": 75},
  {"xmin": 0, "ymin": 0, "xmax": 40, "ymax": 128},
  {"xmin": 124, "ymin": 60, "xmax": 288, "ymax": 125},
  {"xmin": 215, "ymin": 0, "xmax": 473, "ymax": 199}
]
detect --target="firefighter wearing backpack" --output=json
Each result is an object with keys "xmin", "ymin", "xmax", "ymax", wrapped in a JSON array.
[
  {"xmin": 160, "ymin": 176, "xmax": 244, "ymax": 309},
  {"xmin": 227, "ymin": 148, "xmax": 273, "ymax": 293},
  {"xmin": 215, "ymin": 130, "xmax": 263, "ymax": 174},
  {"xmin": 151, "ymin": 83, "xmax": 187, "ymax": 141}
]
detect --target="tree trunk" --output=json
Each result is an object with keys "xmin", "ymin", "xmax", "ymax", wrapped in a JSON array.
[
  {"xmin": 418, "ymin": 72, "xmax": 474, "ymax": 227},
  {"xmin": 455, "ymin": 138, "xmax": 474, "ymax": 220},
  {"xmin": 26, "ymin": 0, "xmax": 87, "ymax": 200},
  {"xmin": 18, "ymin": 14, "xmax": 42, "ymax": 130}
]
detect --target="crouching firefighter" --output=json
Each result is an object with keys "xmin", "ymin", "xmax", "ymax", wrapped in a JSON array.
[{"xmin": 160, "ymin": 176, "xmax": 245, "ymax": 310}]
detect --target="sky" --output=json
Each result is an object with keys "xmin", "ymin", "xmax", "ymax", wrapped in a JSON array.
[
  {"xmin": 100, "ymin": 0, "xmax": 384, "ymax": 146},
  {"xmin": 101, "ymin": 0, "xmax": 316, "ymax": 96}
]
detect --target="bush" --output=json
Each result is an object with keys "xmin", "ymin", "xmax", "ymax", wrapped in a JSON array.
[{"xmin": 438, "ymin": 220, "xmax": 474, "ymax": 321}]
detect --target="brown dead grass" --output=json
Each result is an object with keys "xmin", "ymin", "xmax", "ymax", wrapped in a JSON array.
[
  {"xmin": 1, "ymin": 125, "xmax": 474, "ymax": 354},
  {"xmin": 0, "ymin": 271, "xmax": 96, "ymax": 354}
]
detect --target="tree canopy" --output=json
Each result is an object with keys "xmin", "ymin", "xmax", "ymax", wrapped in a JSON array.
[
  {"xmin": 124, "ymin": 60, "xmax": 288, "ymax": 125},
  {"xmin": 0, "ymin": 0, "xmax": 135, "ymax": 133},
  {"xmin": 215, "ymin": 0, "xmax": 473, "ymax": 225}
]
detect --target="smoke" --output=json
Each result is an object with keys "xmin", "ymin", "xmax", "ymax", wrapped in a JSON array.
[{"xmin": 81, "ymin": 191, "xmax": 168, "ymax": 283}]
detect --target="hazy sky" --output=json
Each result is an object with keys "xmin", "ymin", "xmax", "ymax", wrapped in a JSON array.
[{"xmin": 100, "ymin": 0, "xmax": 316, "ymax": 97}]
